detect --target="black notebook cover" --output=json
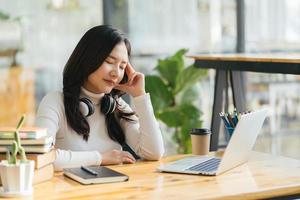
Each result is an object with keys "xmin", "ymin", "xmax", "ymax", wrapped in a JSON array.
[{"xmin": 63, "ymin": 166, "xmax": 129, "ymax": 185}]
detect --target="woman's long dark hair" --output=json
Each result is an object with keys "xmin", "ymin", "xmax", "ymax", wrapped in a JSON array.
[{"xmin": 63, "ymin": 25, "xmax": 135, "ymax": 145}]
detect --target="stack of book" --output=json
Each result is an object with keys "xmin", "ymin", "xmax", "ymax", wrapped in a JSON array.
[
  {"xmin": 0, "ymin": 127, "xmax": 55, "ymax": 185},
  {"xmin": 0, "ymin": 127, "xmax": 53, "ymax": 153}
]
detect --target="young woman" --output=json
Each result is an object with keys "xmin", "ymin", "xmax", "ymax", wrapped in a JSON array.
[{"xmin": 36, "ymin": 25, "xmax": 164, "ymax": 171}]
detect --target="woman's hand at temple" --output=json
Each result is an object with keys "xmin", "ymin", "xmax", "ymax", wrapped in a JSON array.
[
  {"xmin": 101, "ymin": 150, "xmax": 136, "ymax": 165},
  {"xmin": 115, "ymin": 62, "xmax": 146, "ymax": 97}
]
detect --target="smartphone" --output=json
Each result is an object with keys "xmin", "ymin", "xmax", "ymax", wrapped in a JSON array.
[{"xmin": 119, "ymin": 71, "xmax": 128, "ymax": 84}]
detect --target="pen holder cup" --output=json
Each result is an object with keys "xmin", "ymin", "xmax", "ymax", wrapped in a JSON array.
[{"xmin": 225, "ymin": 127, "xmax": 235, "ymax": 142}]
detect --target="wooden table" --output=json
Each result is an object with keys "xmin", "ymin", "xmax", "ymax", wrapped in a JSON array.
[
  {"xmin": 30, "ymin": 152, "xmax": 300, "ymax": 200},
  {"xmin": 190, "ymin": 53, "xmax": 300, "ymax": 150}
]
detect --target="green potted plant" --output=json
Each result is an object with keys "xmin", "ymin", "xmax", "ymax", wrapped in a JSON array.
[
  {"xmin": 145, "ymin": 49, "xmax": 207, "ymax": 154},
  {"xmin": 0, "ymin": 114, "xmax": 34, "ymax": 197}
]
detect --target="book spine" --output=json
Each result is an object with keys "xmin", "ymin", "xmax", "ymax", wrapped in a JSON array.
[
  {"xmin": 33, "ymin": 164, "xmax": 54, "ymax": 185},
  {"xmin": 0, "ymin": 132, "xmax": 41, "ymax": 139},
  {"xmin": 0, "ymin": 150, "xmax": 55, "ymax": 169},
  {"xmin": 0, "ymin": 164, "xmax": 53, "ymax": 186}
]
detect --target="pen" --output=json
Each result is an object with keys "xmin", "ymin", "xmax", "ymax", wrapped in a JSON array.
[
  {"xmin": 232, "ymin": 112, "xmax": 238, "ymax": 126},
  {"xmin": 226, "ymin": 113, "xmax": 235, "ymax": 127},
  {"xmin": 81, "ymin": 166, "xmax": 98, "ymax": 176},
  {"xmin": 220, "ymin": 114, "xmax": 231, "ymax": 128}
]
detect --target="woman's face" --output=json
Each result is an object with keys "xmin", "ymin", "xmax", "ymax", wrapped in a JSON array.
[{"xmin": 83, "ymin": 42, "xmax": 128, "ymax": 93}]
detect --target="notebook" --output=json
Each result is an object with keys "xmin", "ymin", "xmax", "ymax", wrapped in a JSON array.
[
  {"xmin": 157, "ymin": 109, "xmax": 268, "ymax": 176},
  {"xmin": 63, "ymin": 166, "xmax": 129, "ymax": 185}
]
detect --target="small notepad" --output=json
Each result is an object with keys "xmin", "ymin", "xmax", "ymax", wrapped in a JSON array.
[{"xmin": 63, "ymin": 166, "xmax": 129, "ymax": 185}]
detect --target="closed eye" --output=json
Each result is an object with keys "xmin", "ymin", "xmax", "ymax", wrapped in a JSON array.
[
  {"xmin": 119, "ymin": 65, "xmax": 126, "ymax": 70},
  {"xmin": 105, "ymin": 59, "xmax": 114, "ymax": 64},
  {"xmin": 108, "ymin": 55, "xmax": 127, "ymax": 66}
]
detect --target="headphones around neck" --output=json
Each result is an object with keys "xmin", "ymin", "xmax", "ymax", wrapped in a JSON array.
[{"xmin": 79, "ymin": 94, "xmax": 116, "ymax": 117}]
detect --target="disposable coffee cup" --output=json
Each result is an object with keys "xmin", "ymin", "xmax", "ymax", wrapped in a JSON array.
[{"xmin": 190, "ymin": 128, "xmax": 211, "ymax": 155}]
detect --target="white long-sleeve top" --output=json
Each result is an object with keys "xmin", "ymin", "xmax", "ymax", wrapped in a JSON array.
[{"xmin": 35, "ymin": 87, "xmax": 164, "ymax": 171}]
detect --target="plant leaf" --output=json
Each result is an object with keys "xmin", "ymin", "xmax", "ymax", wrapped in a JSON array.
[
  {"xmin": 0, "ymin": 11, "xmax": 10, "ymax": 20},
  {"xmin": 181, "ymin": 119, "xmax": 203, "ymax": 140},
  {"xmin": 155, "ymin": 49, "xmax": 188, "ymax": 89},
  {"xmin": 180, "ymin": 118, "xmax": 203, "ymax": 154},
  {"xmin": 145, "ymin": 75, "xmax": 173, "ymax": 114},
  {"xmin": 179, "ymin": 103, "xmax": 201, "ymax": 119},
  {"xmin": 158, "ymin": 103, "xmax": 201, "ymax": 128},
  {"xmin": 174, "ymin": 64, "xmax": 207, "ymax": 94},
  {"xmin": 178, "ymin": 86, "xmax": 199, "ymax": 104},
  {"xmin": 160, "ymin": 103, "xmax": 202, "ymax": 154},
  {"xmin": 158, "ymin": 107, "xmax": 185, "ymax": 127}
]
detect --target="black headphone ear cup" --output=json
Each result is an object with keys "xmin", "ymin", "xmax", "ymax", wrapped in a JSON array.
[
  {"xmin": 101, "ymin": 94, "xmax": 116, "ymax": 115},
  {"xmin": 79, "ymin": 98, "xmax": 95, "ymax": 117}
]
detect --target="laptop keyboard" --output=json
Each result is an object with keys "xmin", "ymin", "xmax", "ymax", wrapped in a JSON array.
[{"xmin": 186, "ymin": 158, "xmax": 221, "ymax": 173}]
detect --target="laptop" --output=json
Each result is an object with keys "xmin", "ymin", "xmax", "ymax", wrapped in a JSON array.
[{"xmin": 157, "ymin": 109, "xmax": 268, "ymax": 176}]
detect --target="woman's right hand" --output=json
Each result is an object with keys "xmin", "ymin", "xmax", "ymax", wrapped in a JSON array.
[
  {"xmin": 101, "ymin": 150, "xmax": 136, "ymax": 165},
  {"xmin": 114, "ymin": 63, "xmax": 146, "ymax": 97}
]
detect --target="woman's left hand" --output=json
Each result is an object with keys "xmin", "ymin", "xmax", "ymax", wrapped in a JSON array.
[{"xmin": 115, "ymin": 62, "xmax": 146, "ymax": 97}]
